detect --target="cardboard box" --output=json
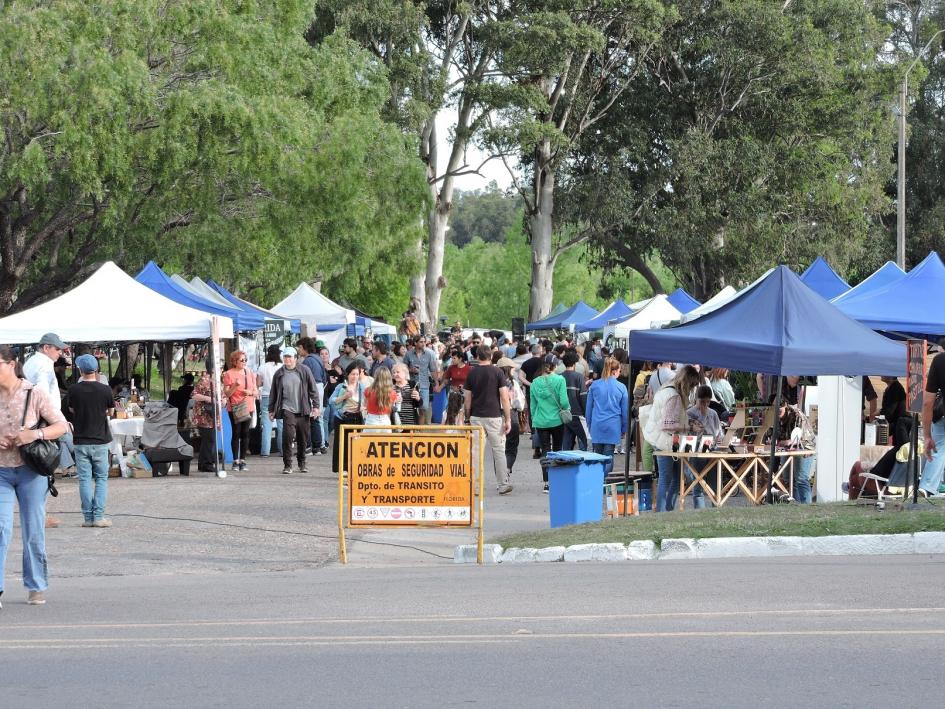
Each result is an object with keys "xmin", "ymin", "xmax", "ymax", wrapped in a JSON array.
[{"xmin": 130, "ymin": 467, "xmax": 153, "ymax": 479}]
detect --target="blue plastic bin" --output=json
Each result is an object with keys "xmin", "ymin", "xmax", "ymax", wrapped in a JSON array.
[{"xmin": 544, "ymin": 451, "xmax": 610, "ymax": 528}]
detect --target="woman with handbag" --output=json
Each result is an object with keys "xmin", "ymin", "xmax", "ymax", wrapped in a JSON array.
[
  {"xmin": 529, "ymin": 354, "xmax": 571, "ymax": 493},
  {"xmin": 331, "ymin": 362, "xmax": 366, "ymax": 474},
  {"xmin": 222, "ymin": 350, "xmax": 259, "ymax": 472},
  {"xmin": 0, "ymin": 345, "xmax": 69, "ymax": 607}
]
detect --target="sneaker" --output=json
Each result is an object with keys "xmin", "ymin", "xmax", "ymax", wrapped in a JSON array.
[
  {"xmin": 532, "ymin": 449, "xmax": 542, "ymax": 459},
  {"xmin": 27, "ymin": 591, "xmax": 46, "ymax": 605},
  {"xmin": 238, "ymin": 461, "xmax": 248, "ymax": 472},
  {"xmin": 543, "ymin": 483, "xmax": 549, "ymax": 494},
  {"xmin": 312, "ymin": 449, "xmax": 323, "ymax": 456},
  {"xmin": 92, "ymin": 519, "xmax": 112, "ymax": 528},
  {"xmin": 82, "ymin": 520, "xmax": 94, "ymax": 528},
  {"xmin": 282, "ymin": 467, "xmax": 292, "ymax": 475},
  {"xmin": 231, "ymin": 464, "xmax": 240, "ymax": 472},
  {"xmin": 298, "ymin": 466, "xmax": 308, "ymax": 474},
  {"xmin": 498, "ymin": 484, "xmax": 513, "ymax": 495},
  {"xmin": 320, "ymin": 447, "xmax": 329, "ymax": 455}
]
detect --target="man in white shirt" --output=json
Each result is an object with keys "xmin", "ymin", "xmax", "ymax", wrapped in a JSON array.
[{"xmin": 23, "ymin": 332, "xmax": 72, "ymax": 528}]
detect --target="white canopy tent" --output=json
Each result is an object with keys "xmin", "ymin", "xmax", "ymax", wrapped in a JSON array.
[
  {"xmin": 603, "ymin": 294, "xmax": 682, "ymax": 345},
  {"xmin": 0, "ymin": 262, "xmax": 233, "ymax": 343},
  {"xmin": 271, "ymin": 283, "xmax": 355, "ymax": 329},
  {"xmin": 678, "ymin": 286, "xmax": 737, "ymax": 323},
  {"xmin": 170, "ymin": 275, "xmax": 233, "ymax": 308}
]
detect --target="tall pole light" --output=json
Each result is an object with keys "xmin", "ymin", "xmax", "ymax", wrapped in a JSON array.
[{"xmin": 897, "ymin": 29, "xmax": 945, "ymax": 270}]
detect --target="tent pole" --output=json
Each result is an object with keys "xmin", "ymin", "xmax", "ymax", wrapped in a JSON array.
[
  {"xmin": 623, "ymin": 345, "xmax": 632, "ymax": 516},
  {"xmin": 911, "ymin": 412, "xmax": 920, "ymax": 505},
  {"xmin": 766, "ymin": 375, "xmax": 783, "ymax": 503}
]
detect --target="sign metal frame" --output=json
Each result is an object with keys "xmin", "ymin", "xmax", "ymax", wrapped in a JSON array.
[{"xmin": 337, "ymin": 425, "xmax": 486, "ymax": 564}]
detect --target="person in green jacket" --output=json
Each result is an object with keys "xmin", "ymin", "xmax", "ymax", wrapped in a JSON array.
[{"xmin": 530, "ymin": 354, "xmax": 571, "ymax": 493}]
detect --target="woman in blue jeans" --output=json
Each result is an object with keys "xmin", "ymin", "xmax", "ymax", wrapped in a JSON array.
[
  {"xmin": 646, "ymin": 366, "xmax": 702, "ymax": 512},
  {"xmin": 0, "ymin": 345, "xmax": 69, "ymax": 607}
]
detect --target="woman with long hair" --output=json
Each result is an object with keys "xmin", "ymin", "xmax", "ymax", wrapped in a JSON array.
[
  {"xmin": 222, "ymin": 350, "xmax": 259, "ymax": 472},
  {"xmin": 585, "ymin": 357, "xmax": 629, "ymax": 476},
  {"xmin": 645, "ymin": 364, "xmax": 702, "ymax": 511},
  {"xmin": 330, "ymin": 363, "xmax": 366, "ymax": 473},
  {"xmin": 362, "ymin": 367, "xmax": 397, "ymax": 428},
  {"xmin": 529, "ymin": 354, "xmax": 571, "ymax": 493},
  {"xmin": 0, "ymin": 344, "xmax": 69, "ymax": 606}
]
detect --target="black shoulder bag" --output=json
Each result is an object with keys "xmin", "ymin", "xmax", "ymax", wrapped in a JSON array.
[
  {"xmin": 934, "ymin": 389, "xmax": 945, "ymax": 424},
  {"xmin": 19, "ymin": 388, "xmax": 60, "ymax": 497}
]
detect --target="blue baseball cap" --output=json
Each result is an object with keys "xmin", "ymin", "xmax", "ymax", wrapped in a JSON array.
[{"xmin": 75, "ymin": 354, "xmax": 99, "ymax": 374}]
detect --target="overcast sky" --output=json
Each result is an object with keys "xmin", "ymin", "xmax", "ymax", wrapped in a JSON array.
[{"xmin": 434, "ymin": 109, "xmax": 515, "ymax": 192}]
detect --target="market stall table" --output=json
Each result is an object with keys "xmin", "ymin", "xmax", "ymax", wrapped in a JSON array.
[
  {"xmin": 655, "ymin": 450, "xmax": 816, "ymax": 508},
  {"xmin": 108, "ymin": 416, "xmax": 145, "ymax": 461}
]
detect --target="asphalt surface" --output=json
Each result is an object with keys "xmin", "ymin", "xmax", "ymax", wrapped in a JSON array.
[
  {"xmin": 2, "ymin": 557, "xmax": 945, "ymax": 708},
  {"xmin": 3, "ymin": 444, "xmax": 945, "ymax": 707}
]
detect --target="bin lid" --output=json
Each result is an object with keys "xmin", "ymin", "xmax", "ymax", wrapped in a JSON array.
[{"xmin": 542, "ymin": 451, "xmax": 612, "ymax": 465}]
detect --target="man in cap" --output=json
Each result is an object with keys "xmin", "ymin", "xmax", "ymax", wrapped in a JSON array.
[
  {"xmin": 23, "ymin": 332, "xmax": 72, "ymax": 527},
  {"xmin": 268, "ymin": 347, "xmax": 319, "ymax": 474},
  {"xmin": 67, "ymin": 354, "xmax": 114, "ymax": 527}
]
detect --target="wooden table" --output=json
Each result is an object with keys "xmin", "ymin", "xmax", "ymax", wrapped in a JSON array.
[{"xmin": 654, "ymin": 450, "xmax": 815, "ymax": 508}]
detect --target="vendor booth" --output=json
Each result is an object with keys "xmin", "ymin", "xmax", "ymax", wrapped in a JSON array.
[
  {"xmin": 573, "ymin": 299, "xmax": 634, "ymax": 333},
  {"xmin": 0, "ymin": 261, "xmax": 234, "ymax": 342},
  {"xmin": 800, "ymin": 256, "xmax": 850, "ymax": 300},
  {"xmin": 833, "ymin": 251, "xmax": 945, "ymax": 336},
  {"xmin": 629, "ymin": 266, "xmax": 906, "ymax": 506},
  {"xmin": 830, "ymin": 261, "xmax": 905, "ymax": 306},
  {"xmin": 602, "ymin": 295, "xmax": 682, "ymax": 347},
  {"xmin": 0, "ymin": 262, "xmax": 234, "ymax": 478},
  {"xmin": 665, "ymin": 288, "xmax": 700, "ymax": 314},
  {"xmin": 678, "ymin": 286, "xmax": 737, "ymax": 323},
  {"xmin": 271, "ymin": 282, "xmax": 356, "ymax": 356},
  {"xmin": 525, "ymin": 301, "xmax": 599, "ymax": 332},
  {"xmin": 136, "ymin": 261, "xmax": 262, "ymax": 332}
]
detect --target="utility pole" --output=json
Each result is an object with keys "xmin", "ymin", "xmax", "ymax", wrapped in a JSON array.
[{"xmin": 897, "ymin": 29, "xmax": 945, "ymax": 270}]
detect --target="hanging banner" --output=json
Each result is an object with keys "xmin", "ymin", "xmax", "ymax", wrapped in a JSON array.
[
  {"xmin": 348, "ymin": 433, "xmax": 473, "ymax": 526},
  {"xmin": 907, "ymin": 339, "xmax": 926, "ymax": 414}
]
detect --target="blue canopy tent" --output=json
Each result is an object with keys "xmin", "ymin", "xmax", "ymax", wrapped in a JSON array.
[
  {"xmin": 627, "ymin": 265, "xmax": 905, "ymax": 505},
  {"xmin": 136, "ymin": 262, "xmax": 265, "ymax": 332},
  {"xmin": 525, "ymin": 300, "xmax": 599, "ymax": 331},
  {"xmin": 831, "ymin": 261, "xmax": 905, "ymax": 306},
  {"xmin": 799, "ymin": 256, "xmax": 850, "ymax": 300},
  {"xmin": 666, "ymin": 288, "xmax": 700, "ymax": 314},
  {"xmin": 629, "ymin": 266, "xmax": 904, "ymax": 376},
  {"xmin": 206, "ymin": 279, "xmax": 301, "ymax": 334},
  {"xmin": 574, "ymin": 299, "xmax": 634, "ymax": 333},
  {"xmin": 832, "ymin": 252, "xmax": 945, "ymax": 337}
]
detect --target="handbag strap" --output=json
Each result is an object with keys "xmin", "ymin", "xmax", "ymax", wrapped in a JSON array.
[
  {"xmin": 21, "ymin": 386, "xmax": 31, "ymax": 427},
  {"xmin": 542, "ymin": 376, "xmax": 566, "ymax": 414}
]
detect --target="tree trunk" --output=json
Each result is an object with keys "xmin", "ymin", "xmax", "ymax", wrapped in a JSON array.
[
  {"xmin": 409, "ymin": 236, "xmax": 429, "ymax": 327},
  {"xmin": 528, "ymin": 141, "xmax": 556, "ymax": 322},
  {"xmin": 424, "ymin": 203, "xmax": 449, "ymax": 331}
]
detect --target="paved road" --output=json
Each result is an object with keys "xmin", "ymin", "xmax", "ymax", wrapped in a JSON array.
[{"xmin": 3, "ymin": 556, "xmax": 945, "ymax": 708}]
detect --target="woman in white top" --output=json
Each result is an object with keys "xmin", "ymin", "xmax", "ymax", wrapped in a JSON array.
[{"xmin": 255, "ymin": 345, "xmax": 283, "ymax": 457}]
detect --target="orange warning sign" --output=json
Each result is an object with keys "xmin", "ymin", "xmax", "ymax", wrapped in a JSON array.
[{"xmin": 348, "ymin": 433, "xmax": 473, "ymax": 526}]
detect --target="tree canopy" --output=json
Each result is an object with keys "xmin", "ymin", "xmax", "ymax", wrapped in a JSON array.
[{"xmin": 0, "ymin": 0, "xmax": 427, "ymax": 320}]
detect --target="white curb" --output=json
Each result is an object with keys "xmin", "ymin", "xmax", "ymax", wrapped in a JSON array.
[{"xmin": 454, "ymin": 533, "xmax": 945, "ymax": 563}]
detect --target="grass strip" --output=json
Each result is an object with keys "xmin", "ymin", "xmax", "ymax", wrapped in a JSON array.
[{"xmin": 492, "ymin": 500, "xmax": 945, "ymax": 549}]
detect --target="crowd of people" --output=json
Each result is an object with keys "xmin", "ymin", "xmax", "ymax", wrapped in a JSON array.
[{"xmin": 0, "ymin": 325, "xmax": 935, "ymax": 610}]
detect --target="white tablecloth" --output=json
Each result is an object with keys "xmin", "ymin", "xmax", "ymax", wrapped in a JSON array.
[{"xmin": 109, "ymin": 417, "xmax": 145, "ymax": 465}]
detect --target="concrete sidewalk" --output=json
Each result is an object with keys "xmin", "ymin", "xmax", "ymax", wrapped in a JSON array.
[{"xmin": 12, "ymin": 438, "xmax": 584, "ymax": 583}]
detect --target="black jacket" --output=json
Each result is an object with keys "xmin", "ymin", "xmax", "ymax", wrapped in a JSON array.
[{"xmin": 269, "ymin": 365, "xmax": 319, "ymax": 419}]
